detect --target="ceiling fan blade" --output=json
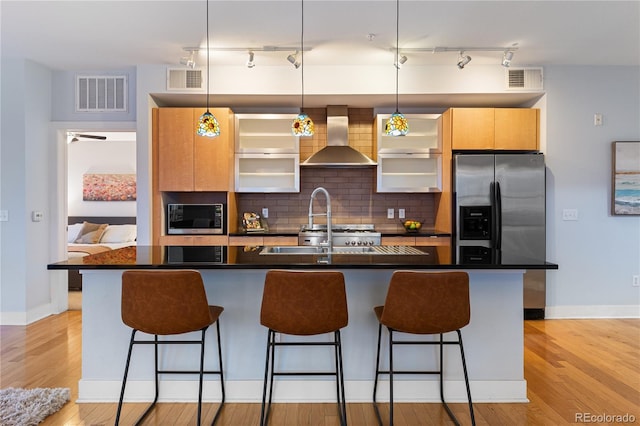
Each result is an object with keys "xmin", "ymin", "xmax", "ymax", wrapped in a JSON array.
[{"xmin": 75, "ymin": 134, "xmax": 107, "ymax": 140}]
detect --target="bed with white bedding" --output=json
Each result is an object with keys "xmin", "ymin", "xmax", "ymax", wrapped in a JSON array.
[{"xmin": 67, "ymin": 216, "xmax": 136, "ymax": 290}]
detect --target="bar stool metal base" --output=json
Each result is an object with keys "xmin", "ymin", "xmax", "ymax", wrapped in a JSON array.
[
  {"xmin": 373, "ymin": 326, "xmax": 475, "ymax": 426},
  {"xmin": 115, "ymin": 321, "xmax": 225, "ymax": 426},
  {"xmin": 260, "ymin": 329, "xmax": 347, "ymax": 426}
]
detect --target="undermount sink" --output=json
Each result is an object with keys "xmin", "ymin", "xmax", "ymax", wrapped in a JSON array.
[{"xmin": 259, "ymin": 246, "xmax": 426, "ymax": 255}]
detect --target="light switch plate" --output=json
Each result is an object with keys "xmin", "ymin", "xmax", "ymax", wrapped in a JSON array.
[
  {"xmin": 387, "ymin": 208, "xmax": 394, "ymax": 219},
  {"xmin": 0, "ymin": 210, "xmax": 8, "ymax": 222},
  {"xmin": 562, "ymin": 209, "xmax": 578, "ymax": 221},
  {"xmin": 398, "ymin": 208, "xmax": 405, "ymax": 219},
  {"xmin": 261, "ymin": 207, "xmax": 269, "ymax": 218}
]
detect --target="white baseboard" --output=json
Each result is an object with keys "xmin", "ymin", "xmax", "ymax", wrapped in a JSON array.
[
  {"xmin": 545, "ymin": 305, "xmax": 640, "ymax": 319},
  {"xmin": 78, "ymin": 379, "xmax": 528, "ymax": 404},
  {"xmin": 0, "ymin": 303, "xmax": 54, "ymax": 325}
]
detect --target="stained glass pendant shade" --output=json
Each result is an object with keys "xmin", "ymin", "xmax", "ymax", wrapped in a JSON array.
[
  {"xmin": 197, "ymin": 110, "xmax": 220, "ymax": 137},
  {"xmin": 385, "ymin": 0, "xmax": 409, "ymax": 136},
  {"xmin": 292, "ymin": 112, "xmax": 314, "ymax": 136},
  {"xmin": 385, "ymin": 111, "xmax": 409, "ymax": 136},
  {"xmin": 196, "ymin": 0, "xmax": 220, "ymax": 138},
  {"xmin": 291, "ymin": 0, "xmax": 314, "ymax": 136}
]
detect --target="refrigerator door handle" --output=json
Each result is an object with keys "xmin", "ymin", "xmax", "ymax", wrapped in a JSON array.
[
  {"xmin": 490, "ymin": 181, "xmax": 497, "ymax": 246},
  {"xmin": 495, "ymin": 181, "xmax": 502, "ymax": 250}
]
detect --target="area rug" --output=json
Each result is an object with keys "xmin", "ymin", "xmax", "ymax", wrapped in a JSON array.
[{"xmin": 0, "ymin": 387, "xmax": 70, "ymax": 426}]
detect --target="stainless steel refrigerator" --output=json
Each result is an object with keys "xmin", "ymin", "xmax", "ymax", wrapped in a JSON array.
[{"xmin": 452, "ymin": 153, "xmax": 546, "ymax": 318}]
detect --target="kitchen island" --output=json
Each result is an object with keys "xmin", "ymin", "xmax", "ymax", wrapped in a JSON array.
[{"xmin": 49, "ymin": 245, "xmax": 557, "ymax": 404}]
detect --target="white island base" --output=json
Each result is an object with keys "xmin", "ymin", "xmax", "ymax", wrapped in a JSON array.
[{"xmin": 78, "ymin": 269, "xmax": 528, "ymax": 404}]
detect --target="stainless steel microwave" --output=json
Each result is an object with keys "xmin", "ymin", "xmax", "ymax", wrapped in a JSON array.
[{"xmin": 167, "ymin": 203, "xmax": 225, "ymax": 235}]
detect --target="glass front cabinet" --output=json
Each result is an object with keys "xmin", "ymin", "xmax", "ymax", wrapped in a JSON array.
[
  {"xmin": 375, "ymin": 113, "xmax": 443, "ymax": 193},
  {"xmin": 234, "ymin": 114, "xmax": 300, "ymax": 192}
]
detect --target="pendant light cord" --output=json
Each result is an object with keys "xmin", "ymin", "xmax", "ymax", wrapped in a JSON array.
[
  {"xmin": 206, "ymin": 0, "xmax": 210, "ymax": 112},
  {"xmin": 395, "ymin": 0, "xmax": 399, "ymax": 113},
  {"xmin": 301, "ymin": 0, "xmax": 305, "ymax": 112}
]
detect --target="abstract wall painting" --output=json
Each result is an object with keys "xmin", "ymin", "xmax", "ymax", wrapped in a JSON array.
[
  {"xmin": 612, "ymin": 141, "xmax": 640, "ymax": 215},
  {"xmin": 83, "ymin": 173, "xmax": 136, "ymax": 201}
]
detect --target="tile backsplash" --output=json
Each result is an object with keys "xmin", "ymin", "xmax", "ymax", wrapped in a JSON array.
[{"xmin": 237, "ymin": 168, "xmax": 436, "ymax": 233}]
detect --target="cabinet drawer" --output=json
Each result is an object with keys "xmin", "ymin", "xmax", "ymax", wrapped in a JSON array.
[{"xmin": 414, "ymin": 236, "xmax": 451, "ymax": 246}]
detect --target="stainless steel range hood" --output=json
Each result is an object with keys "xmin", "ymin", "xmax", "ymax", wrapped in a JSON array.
[{"xmin": 301, "ymin": 106, "xmax": 376, "ymax": 167}]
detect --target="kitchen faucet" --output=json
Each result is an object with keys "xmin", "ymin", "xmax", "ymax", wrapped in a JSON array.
[{"xmin": 308, "ymin": 186, "xmax": 332, "ymax": 252}]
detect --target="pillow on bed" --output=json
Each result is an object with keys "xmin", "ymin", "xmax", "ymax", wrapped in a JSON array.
[
  {"xmin": 67, "ymin": 223, "xmax": 84, "ymax": 243},
  {"xmin": 99, "ymin": 224, "xmax": 137, "ymax": 243},
  {"xmin": 74, "ymin": 222, "xmax": 109, "ymax": 244}
]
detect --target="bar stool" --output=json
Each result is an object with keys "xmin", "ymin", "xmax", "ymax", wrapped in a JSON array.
[
  {"xmin": 373, "ymin": 271, "xmax": 475, "ymax": 426},
  {"xmin": 115, "ymin": 270, "xmax": 225, "ymax": 426},
  {"xmin": 259, "ymin": 270, "xmax": 349, "ymax": 426}
]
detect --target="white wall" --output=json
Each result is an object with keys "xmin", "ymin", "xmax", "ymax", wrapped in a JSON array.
[
  {"xmin": 67, "ymin": 137, "xmax": 136, "ymax": 217},
  {"xmin": 0, "ymin": 59, "xmax": 53, "ymax": 323},
  {"xmin": 544, "ymin": 66, "xmax": 640, "ymax": 318}
]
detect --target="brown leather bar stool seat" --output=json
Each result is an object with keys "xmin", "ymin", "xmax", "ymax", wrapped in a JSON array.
[
  {"xmin": 259, "ymin": 270, "xmax": 349, "ymax": 426},
  {"xmin": 373, "ymin": 271, "xmax": 475, "ymax": 426},
  {"xmin": 115, "ymin": 270, "xmax": 225, "ymax": 426}
]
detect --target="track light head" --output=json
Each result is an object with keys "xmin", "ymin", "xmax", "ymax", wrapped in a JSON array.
[
  {"xmin": 247, "ymin": 51, "xmax": 256, "ymax": 68},
  {"xmin": 287, "ymin": 51, "xmax": 301, "ymax": 69},
  {"xmin": 502, "ymin": 50, "xmax": 514, "ymax": 67},
  {"xmin": 394, "ymin": 54, "xmax": 407, "ymax": 69},
  {"xmin": 180, "ymin": 49, "xmax": 197, "ymax": 69},
  {"xmin": 457, "ymin": 51, "xmax": 471, "ymax": 69}
]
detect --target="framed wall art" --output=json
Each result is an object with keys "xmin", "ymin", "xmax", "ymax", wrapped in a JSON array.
[
  {"xmin": 612, "ymin": 141, "xmax": 640, "ymax": 215},
  {"xmin": 83, "ymin": 173, "xmax": 137, "ymax": 201}
]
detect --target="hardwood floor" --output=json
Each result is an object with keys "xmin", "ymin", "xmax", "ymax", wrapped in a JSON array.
[{"xmin": 1, "ymin": 312, "xmax": 638, "ymax": 425}]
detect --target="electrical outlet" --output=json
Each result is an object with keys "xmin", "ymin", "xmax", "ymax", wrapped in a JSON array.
[
  {"xmin": 633, "ymin": 275, "xmax": 640, "ymax": 287},
  {"xmin": 261, "ymin": 207, "xmax": 269, "ymax": 218},
  {"xmin": 398, "ymin": 208, "xmax": 405, "ymax": 219},
  {"xmin": 562, "ymin": 209, "xmax": 578, "ymax": 221},
  {"xmin": 387, "ymin": 208, "xmax": 394, "ymax": 219}
]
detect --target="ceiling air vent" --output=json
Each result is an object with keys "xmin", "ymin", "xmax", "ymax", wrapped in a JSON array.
[
  {"xmin": 505, "ymin": 67, "xmax": 543, "ymax": 91},
  {"xmin": 76, "ymin": 75, "xmax": 127, "ymax": 112},
  {"xmin": 166, "ymin": 68, "xmax": 205, "ymax": 91}
]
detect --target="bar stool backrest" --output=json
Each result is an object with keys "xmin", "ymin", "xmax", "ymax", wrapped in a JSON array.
[
  {"xmin": 121, "ymin": 270, "xmax": 213, "ymax": 335},
  {"xmin": 380, "ymin": 271, "xmax": 470, "ymax": 334},
  {"xmin": 261, "ymin": 270, "xmax": 348, "ymax": 336}
]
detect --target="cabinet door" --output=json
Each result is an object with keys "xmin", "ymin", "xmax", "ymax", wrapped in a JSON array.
[
  {"xmin": 376, "ymin": 114, "xmax": 442, "ymax": 153},
  {"xmin": 377, "ymin": 153, "xmax": 442, "ymax": 192},
  {"xmin": 494, "ymin": 108, "xmax": 539, "ymax": 150},
  {"xmin": 194, "ymin": 108, "xmax": 232, "ymax": 191},
  {"xmin": 158, "ymin": 108, "xmax": 195, "ymax": 191},
  {"xmin": 450, "ymin": 108, "xmax": 495, "ymax": 150},
  {"xmin": 235, "ymin": 154, "xmax": 300, "ymax": 192},
  {"xmin": 235, "ymin": 114, "xmax": 299, "ymax": 153}
]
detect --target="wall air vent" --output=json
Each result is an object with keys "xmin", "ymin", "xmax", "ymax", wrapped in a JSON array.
[
  {"xmin": 76, "ymin": 75, "xmax": 127, "ymax": 112},
  {"xmin": 166, "ymin": 68, "xmax": 205, "ymax": 91},
  {"xmin": 505, "ymin": 67, "xmax": 543, "ymax": 91}
]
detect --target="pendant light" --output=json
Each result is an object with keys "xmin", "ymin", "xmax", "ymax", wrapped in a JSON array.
[
  {"xmin": 385, "ymin": 0, "xmax": 409, "ymax": 136},
  {"xmin": 196, "ymin": 0, "xmax": 220, "ymax": 138},
  {"xmin": 291, "ymin": 0, "xmax": 314, "ymax": 136}
]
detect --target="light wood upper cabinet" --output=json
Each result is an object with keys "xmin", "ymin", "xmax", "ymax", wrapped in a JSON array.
[
  {"xmin": 450, "ymin": 108, "xmax": 495, "ymax": 150},
  {"xmin": 450, "ymin": 108, "xmax": 539, "ymax": 151},
  {"xmin": 157, "ymin": 107, "xmax": 233, "ymax": 191},
  {"xmin": 494, "ymin": 108, "xmax": 539, "ymax": 150}
]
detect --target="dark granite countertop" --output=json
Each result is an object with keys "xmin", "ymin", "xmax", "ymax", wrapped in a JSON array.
[{"xmin": 48, "ymin": 245, "xmax": 558, "ymax": 271}]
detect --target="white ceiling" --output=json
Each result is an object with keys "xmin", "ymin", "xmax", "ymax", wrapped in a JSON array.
[{"xmin": 2, "ymin": 0, "xmax": 639, "ymax": 72}]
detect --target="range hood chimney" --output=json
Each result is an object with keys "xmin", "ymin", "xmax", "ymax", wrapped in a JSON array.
[{"xmin": 301, "ymin": 106, "xmax": 376, "ymax": 167}]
